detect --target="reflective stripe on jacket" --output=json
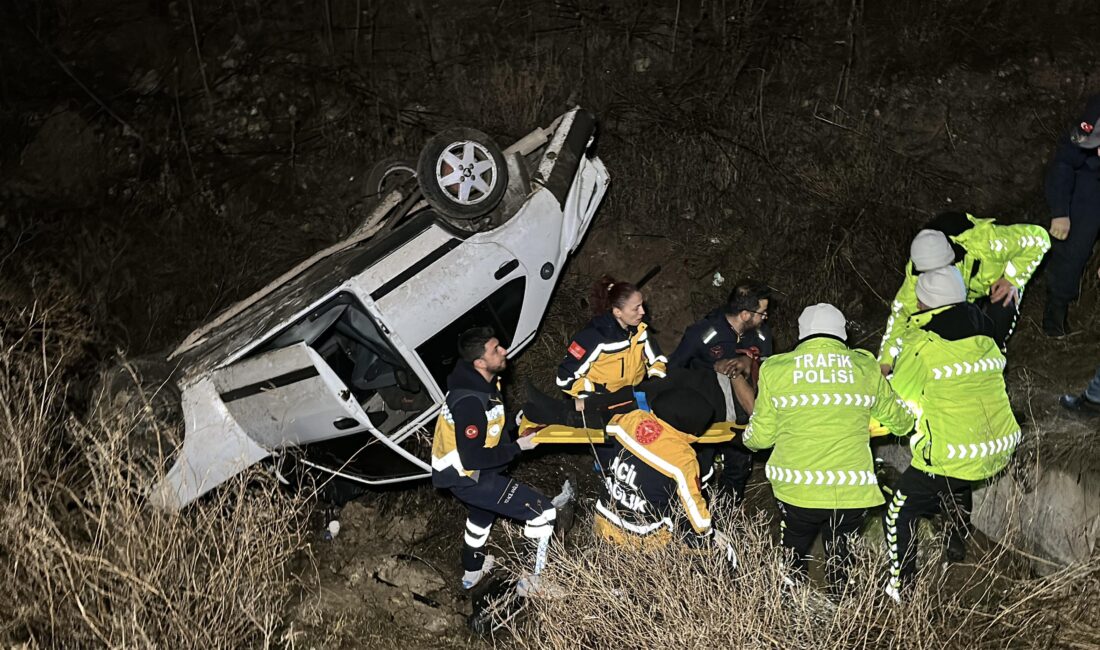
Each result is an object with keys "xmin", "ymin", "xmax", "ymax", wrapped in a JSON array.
[{"xmin": 556, "ymin": 314, "xmax": 667, "ymax": 397}]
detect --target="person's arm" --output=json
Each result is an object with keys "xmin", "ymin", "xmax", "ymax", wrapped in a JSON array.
[
  {"xmin": 731, "ymin": 373, "xmax": 755, "ymax": 415},
  {"xmin": 452, "ymin": 397, "xmax": 521, "ymax": 470},
  {"xmin": 986, "ymin": 223, "xmax": 1052, "ymax": 302},
  {"xmin": 555, "ymin": 329, "xmax": 602, "ymax": 397},
  {"xmin": 870, "ymin": 369, "xmax": 916, "ymax": 437},
  {"xmin": 640, "ymin": 328, "xmax": 667, "ymax": 379},
  {"xmin": 1044, "ymin": 137, "xmax": 1083, "ymax": 240},
  {"xmin": 742, "ymin": 363, "xmax": 777, "ymax": 451},
  {"xmin": 877, "ymin": 283, "xmax": 912, "ymax": 371}
]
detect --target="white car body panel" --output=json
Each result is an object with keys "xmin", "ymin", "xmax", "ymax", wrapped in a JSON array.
[{"xmin": 150, "ymin": 107, "xmax": 609, "ymax": 509}]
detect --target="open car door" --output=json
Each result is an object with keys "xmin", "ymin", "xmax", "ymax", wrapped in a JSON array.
[{"xmin": 151, "ymin": 341, "xmax": 431, "ymax": 509}]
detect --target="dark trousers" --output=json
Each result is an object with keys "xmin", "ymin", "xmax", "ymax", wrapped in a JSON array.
[
  {"xmin": 883, "ymin": 467, "xmax": 973, "ymax": 593},
  {"xmin": 776, "ymin": 501, "xmax": 867, "ymax": 595},
  {"xmin": 1046, "ymin": 211, "xmax": 1100, "ymax": 304},
  {"xmin": 697, "ymin": 443, "xmax": 753, "ymax": 504},
  {"xmin": 450, "ymin": 473, "xmax": 552, "ymax": 571},
  {"xmin": 974, "ymin": 296, "xmax": 1018, "ymax": 350}
]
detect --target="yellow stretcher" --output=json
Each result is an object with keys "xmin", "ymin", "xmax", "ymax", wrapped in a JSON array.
[
  {"xmin": 522, "ymin": 415, "xmax": 745, "ymax": 445},
  {"xmin": 523, "ymin": 415, "xmax": 892, "ymax": 444}
]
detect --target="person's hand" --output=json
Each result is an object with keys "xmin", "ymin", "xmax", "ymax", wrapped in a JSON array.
[
  {"xmin": 715, "ymin": 356, "xmax": 750, "ymax": 378},
  {"xmin": 880, "ymin": 363, "xmax": 892, "ymax": 377},
  {"xmin": 517, "ymin": 433, "xmax": 538, "ymax": 450},
  {"xmin": 989, "ymin": 278, "xmax": 1020, "ymax": 307},
  {"xmin": 573, "ymin": 398, "xmax": 586, "ymax": 412},
  {"xmin": 1050, "ymin": 216, "xmax": 1070, "ymax": 241},
  {"xmin": 712, "ymin": 529, "xmax": 738, "ymax": 568}
]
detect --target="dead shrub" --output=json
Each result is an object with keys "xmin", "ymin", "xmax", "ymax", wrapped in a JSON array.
[
  {"xmin": 497, "ymin": 505, "xmax": 1099, "ymax": 649},
  {"xmin": 0, "ymin": 285, "xmax": 310, "ymax": 648}
]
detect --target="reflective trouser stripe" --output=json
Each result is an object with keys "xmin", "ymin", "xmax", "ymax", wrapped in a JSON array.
[
  {"xmin": 523, "ymin": 507, "xmax": 557, "ymax": 540},
  {"xmin": 464, "ymin": 519, "xmax": 492, "ymax": 548},
  {"xmin": 884, "ymin": 489, "xmax": 908, "ymax": 592}
]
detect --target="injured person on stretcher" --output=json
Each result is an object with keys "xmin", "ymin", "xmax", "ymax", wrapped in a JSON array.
[{"xmin": 520, "ymin": 366, "xmax": 750, "ymax": 447}]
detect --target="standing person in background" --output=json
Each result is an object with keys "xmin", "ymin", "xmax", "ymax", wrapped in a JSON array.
[
  {"xmin": 555, "ymin": 274, "xmax": 667, "ymax": 427},
  {"xmin": 743, "ymin": 303, "xmax": 914, "ymax": 597},
  {"xmin": 1044, "ymin": 95, "xmax": 1100, "ymax": 337},
  {"xmin": 878, "ymin": 212, "xmax": 1049, "ymax": 374},
  {"xmin": 884, "ymin": 267, "xmax": 1020, "ymax": 602},
  {"xmin": 669, "ymin": 278, "xmax": 774, "ymax": 504}
]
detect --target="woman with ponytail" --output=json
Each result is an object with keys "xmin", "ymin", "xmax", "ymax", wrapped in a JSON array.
[{"xmin": 554, "ymin": 275, "xmax": 667, "ymax": 417}]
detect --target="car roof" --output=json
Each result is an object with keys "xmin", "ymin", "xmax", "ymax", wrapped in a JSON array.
[{"xmin": 173, "ymin": 210, "xmax": 470, "ymax": 383}]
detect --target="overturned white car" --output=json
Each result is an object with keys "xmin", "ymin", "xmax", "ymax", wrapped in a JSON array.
[{"xmin": 148, "ymin": 108, "xmax": 608, "ymax": 509}]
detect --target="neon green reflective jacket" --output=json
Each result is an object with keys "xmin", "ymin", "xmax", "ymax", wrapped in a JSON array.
[
  {"xmin": 889, "ymin": 306, "xmax": 1020, "ymax": 481},
  {"xmin": 743, "ymin": 337, "xmax": 915, "ymax": 509},
  {"xmin": 877, "ymin": 214, "xmax": 1050, "ymax": 367}
]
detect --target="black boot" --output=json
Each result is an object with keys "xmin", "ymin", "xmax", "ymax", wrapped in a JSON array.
[{"xmin": 1042, "ymin": 301, "xmax": 1070, "ymax": 338}]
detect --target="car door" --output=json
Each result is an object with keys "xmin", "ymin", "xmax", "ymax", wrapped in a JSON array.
[{"xmin": 210, "ymin": 341, "xmax": 431, "ymax": 477}]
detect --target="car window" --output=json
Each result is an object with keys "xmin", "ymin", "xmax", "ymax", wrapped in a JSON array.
[
  {"xmin": 254, "ymin": 292, "xmax": 433, "ymax": 434},
  {"xmin": 415, "ymin": 277, "xmax": 526, "ymax": 388}
]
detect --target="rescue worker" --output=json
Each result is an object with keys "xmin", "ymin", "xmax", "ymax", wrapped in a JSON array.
[
  {"xmin": 743, "ymin": 304, "xmax": 915, "ymax": 596},
  {"xmin": 883, "ymin": 267, "xmax": 1021, "ymax": 602},
  {"xmin": 878, "ymin": 212, "xmax": 1050, "ymax": 375},
  {"xmin": 1044, "ymin": 94, "xmax": 1100, "ymax": 337},
  {"xmin": 556, "ymin": 274, "xmax": 667, "ymax": 427},
  {"xmin": 595, "ymin": 387, "xmax": 736, "ymax": 563},
  {"xmin": 430, "ymin": 327, "xmax": 555, "ymax": 590},
  {"xmin": 669, "ymin": 278, "xmax": 773, "ymax": 504}
]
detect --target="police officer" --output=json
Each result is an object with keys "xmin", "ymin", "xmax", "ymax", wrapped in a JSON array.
[
  {"xmin": 669, "ymin": 278, "xmax": 773, "ymax": 503},
  {"xmin": 430, "ymin": 327, "xmax": 554, "ymax": 590},
  {"xmin": 556, "ymin": 274, "xmax": 667, "ymax": 426},
  {"xmin": 1044, "ymin": 95, "xmax": 1100, "ymax": 337},
  {"xmin": 884, "ymin": 267, "xmax": 1020, "ymax": 602},
  {"xmin": 744, "ymin": 304, "xmax": 914, "ymax": 596},
  {"xmin": 1059, "ymin": 264, "xmax": 1100, "ymax": 415},
  {"xmin": 878, "ymin": 212, "xmax": 1049, "ymax": 375},
  {"xmin": 595, "ymin": 388, "xmax": 735, "ymax": 563}
]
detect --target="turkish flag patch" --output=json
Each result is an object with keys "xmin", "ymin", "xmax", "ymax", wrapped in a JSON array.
[
  {"xmin": 710, "ymin": 345, "xmax": 724, "ymax": 358},
  {"xmin": 568, "ymin": 341, "xmax": 587, "ymax": 360},
  {"xmin": 634, "ymin": 418, "xmax": 663, "ymax": 445},
  {"xmin": 464, "ymin": 425, "xmax": 479, "ymax": 439}
]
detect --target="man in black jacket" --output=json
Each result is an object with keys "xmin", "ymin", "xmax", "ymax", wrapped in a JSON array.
[
  {"xmin": 1044, "ymin": 95, "xmax": 1100, "ymax": 337},
  {"xmin": 668, "ymin": 279, "xmax": 773, "ymax": 504}
]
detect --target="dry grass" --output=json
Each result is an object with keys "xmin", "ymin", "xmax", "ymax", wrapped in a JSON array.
[
  {"xmin": 496, "ymin": 504, "xmax": 1099, "ymax": 649},
  {"xmin": 0, "ymin": 285, "xmax": 311, "ymax": 648}
]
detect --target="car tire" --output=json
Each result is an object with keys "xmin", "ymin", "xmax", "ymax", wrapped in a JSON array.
[
  {"xmin": 417, "ymin": 128, "xmax": 508, "ymax": 219},
  {"xmin": 365, "ymin": 156, "xmax": 416, "ymax": 201}
]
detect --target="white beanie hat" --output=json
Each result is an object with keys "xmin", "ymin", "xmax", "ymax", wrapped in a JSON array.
[
  {"xmin": 915, "ymin": 266, "xmax": 966, "ymax": 308},
  {"xmin": 798, "ymin": 303, "xmax": 847, "ymax": 341},
  {"xmin": 910, "ymin": 229, "xmax": 954, "ymax": 272}
]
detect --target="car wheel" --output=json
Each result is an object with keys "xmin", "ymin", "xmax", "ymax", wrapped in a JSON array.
[
  {"xmin": 365, "ymin": 156, "xmax": 416, "ymax": 200},
  {"xmin": 417, "ymin": 128, "xmax": 508, "ymax": 219}
]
